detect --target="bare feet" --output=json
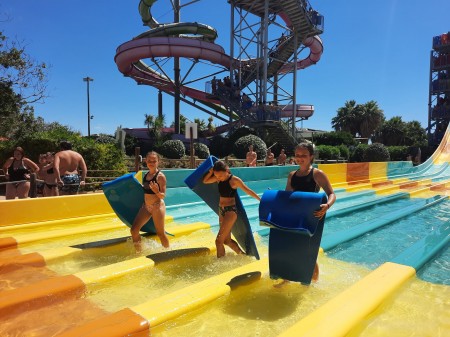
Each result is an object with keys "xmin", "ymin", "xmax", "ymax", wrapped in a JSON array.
[{"xmin": 273, "ymin": 279, "xmax": 290, "ymax": 288}]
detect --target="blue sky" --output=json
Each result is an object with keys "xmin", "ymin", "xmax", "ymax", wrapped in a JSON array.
[{"xmin": 2, "ymin": 0, "xmax": 449, "ymax": 136}]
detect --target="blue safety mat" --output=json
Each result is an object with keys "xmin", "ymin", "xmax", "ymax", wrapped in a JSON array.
[
  {"xmin": 259, "ymin": 190, "xmax": 327, "ymax": 284},
  {"xmin": 184, "ymin": 156, "xmax": 260, "ymax": 259},
  {"xmin": 102, "ymin": 173, "xmax": 156, "ymax": 233}
]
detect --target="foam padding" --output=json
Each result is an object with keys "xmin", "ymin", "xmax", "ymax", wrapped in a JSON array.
[
  {"xmin": 259, "ymin": 190, "xmax": 327, "ymax": 284},
  {"xmin": 184, "ymin": 156, "xmax": 259, "ymax": 259},
  {"xmin": 102, "ymin": 174, "xmax": 156, "ymax": 233}
]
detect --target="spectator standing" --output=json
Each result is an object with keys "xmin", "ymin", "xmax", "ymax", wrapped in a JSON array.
[
  {"xmin": 2, "ymin": 147, "xmax": 39, "ymax": 199},
  {"xmin": 54, "ymin": 141, "xmax": 87, "ymax": 195}
]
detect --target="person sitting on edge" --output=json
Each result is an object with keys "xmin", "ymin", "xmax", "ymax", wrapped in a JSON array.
[
  {"xmin": 203, "ymin": 160, "xmax": 260, "ymax": 258},
  {"xmin": 131, "ymin": 151, "xmax": 169, "ymax": 251},
  {"xmin": 285, "ymin": 142, "xmax": 336, "ymax": 282},
  {"xmin": 2, "ymin": 147, "xmax": 39, "ymax": 199},
  {"xmin": 246, "ymin": 144, "xmax": 257, "ymax": 167},
  {"xmin": 54, "ymin": 141, "xmax": 87, "ymax": 195}
]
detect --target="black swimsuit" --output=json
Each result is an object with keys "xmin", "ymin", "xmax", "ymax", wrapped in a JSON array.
[
  {"xmin": 218, "ymin": 175, "xmax": 237, "ymax": 197},
  {"xmin": 143, "ymin": 170, "xmax": 160, "ymax": 194},
  {"xmin": 290, "ymin": 167, "xmax": 320, "ymax": 192},
  {"xmin": 217, "ymin": 175, "xmax": 238, "ymax": 216},
  {"xmin": 8, "ymin": 159, "xmax": 29, "ymax": 185}
]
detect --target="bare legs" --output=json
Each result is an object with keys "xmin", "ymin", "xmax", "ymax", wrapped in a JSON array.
[
  {"xmin": 131, "ymin": 202, "xmax": 169, "ymax": 250},
  {"xmin": 5, "ymin": 182, "xmax": 30, "ymax": 199},
  {"xmin": 216, "ymin": 211, "xmax": 243, "ymax": 258}
]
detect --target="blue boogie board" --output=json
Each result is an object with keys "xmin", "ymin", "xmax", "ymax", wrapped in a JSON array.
[
  {"xmin": 102, "ymin": 173, "xmax": 157, "ymax": 233},
  {"xmin": 184, "ymin": 156, "xmax": 260, "ymax": 259},
  {"xmin": 259, "ymin": 190, "xmax": 327, "ymax": 285}
]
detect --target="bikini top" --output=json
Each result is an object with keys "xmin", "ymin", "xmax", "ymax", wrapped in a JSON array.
[
  {"xmin": 8, "ymin": 159, "xmax": 30, "ymax": 182},
  {"xmin": 290, "ymin": 167, "xmax": 320, "ymax": 193},
  {"xmin": 218, "ymin": 174, "xmax": 237, "ymax": 198},
  {"xmin": 143, "ymin": 170, "xmax": 160, "ymax": 194}
]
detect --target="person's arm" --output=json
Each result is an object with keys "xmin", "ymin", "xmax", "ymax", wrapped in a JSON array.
[
  {"xmin": 2, "ymin": 158, "xmax": 13, "ymax": 180},
  {"xmin": 285, "ymin": 171, "xmax": 294, "ymax": 191},
  {"xmin": 53, "ymin": 153, "xmax": 64, "ymax": 185},
  {"xmin": 232, "ymin": 176, "xmax": 260, "ymax": 201},
  {"xmin": 79, "ymin": 155, "xmax": 87, "ymax": 186},
  {"xmin": 313, "ymin": 169, "xmax": 336, "ymax": 219},
  {"xmin": 151, "ymin": 173, "xmax": 166, "ymax": 199},
  {"xmin": 24, "ymin": 158, "xmax": 40, "ymax": 174},
  {"xmin": 202, "ymin": 168, "xmax": 217, "ymax": 184}
]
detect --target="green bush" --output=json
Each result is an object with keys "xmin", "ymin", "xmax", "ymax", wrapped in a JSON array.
[
  {"xmin": 350, "ymin": 144, "xmax": 369, "ymax": 162},
  {"xmin": 209, "ymin": 135, "xmax": 230, "ymax": 158},
  {"xmin": 314, "ymin": 131, "xmax": 357, "ymax": 146},
  {"xmin": 365, "ymin": 143, "xmax": 390, "ymax": 162},
  {"xmin": 387, "ymin": 146, "xmax": 409, "ymax": 161},
  {"xmin": 337, "ymin": 144, "xmax": 350, "ymax": 160},
  {"xmin": 315, "ymin": 145, "xmax": 340, "ymax": 160},
  {"xmin": 194, "ymin": 142, "xmax": 210, "ymax": 159},
  {"xmin": 159, "ymin": 140, "xmax": 185, "ymax": 159},
  {"xmin": 233, "ymin": 134, "xmax": 266, "ymax": 160}
]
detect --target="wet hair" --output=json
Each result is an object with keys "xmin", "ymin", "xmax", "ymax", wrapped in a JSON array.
[
  {"xmin": 213, "ymin": 160, "xmax": 228, "ymax": 172},
  {"xmin": 60, "ymin": 141, "xmax": 72, "ymax": 150},
  {"xmin": 13, "ymin": 147, "xmax": 25, "ymax": 157},
  {"xmin": 146, "ymin": 151, "xmax": 160, "ymax": 160},
  {"xmin": 295, "ymin": 142, "xmax": 315, "ymax": 156}
]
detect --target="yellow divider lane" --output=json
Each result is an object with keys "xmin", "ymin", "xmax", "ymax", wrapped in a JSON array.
[
  {"xmin": 58, "ymin": 258, "xmax": 268, "ymax": 337},
  {"xmin": 278, "ymin": 262, "xmax": 415, "ymax": 337}
]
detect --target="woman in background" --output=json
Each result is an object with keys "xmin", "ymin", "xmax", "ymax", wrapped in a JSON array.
[{"xmin": 2, "ymin": 147, "xmax": 39, "ymax": 199}]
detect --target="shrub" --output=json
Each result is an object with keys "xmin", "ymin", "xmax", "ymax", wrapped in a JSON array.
[
  {"xmin": 387, "ymin": 146, "xmax": 409, "ymax": 161},
  {"xmin": 194, "ymin": 142, "xmax": 210, "ymax": 159},
  {"xmin": 232, "ymin": 134, "xmax": 266, "ymax": 160},
  {"xmin": 337, "ymin": 144, "xmax": 350, "ymax": 160},
  {"xmin": 159, "ymin": 140, "xmax": 185, "ymax": 159},
  {"xmin": 315, "ymin": 145, "xmax": 340, "ymax": 160},
  {"xmin": 350, "ymin": 144, "xmax": 369, "ymax": 162},
  {"xmin": 314, "ymin": 131, "xmax": 357, "ymax": 146},
  {"xmin": 365, "ymin": 143, "xmax": 390, "ymax": 162}
]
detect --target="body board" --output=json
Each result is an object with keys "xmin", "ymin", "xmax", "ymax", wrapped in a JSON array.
[
  {"xmin": 259, "ymin": 190, "xmax": 327, "ymax": 284},
  {"xmin": 102, "ymin": 173, "xmax": 156, "ymax": 233},
  {"xmin": 184, "ymin": 156, "xmax": 260, "ymax": 259}
]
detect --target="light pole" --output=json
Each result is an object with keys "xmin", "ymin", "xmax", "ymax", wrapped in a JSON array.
[{"xmin": 83, "ymin": 76, "xmax": 94, "ymax": 137}]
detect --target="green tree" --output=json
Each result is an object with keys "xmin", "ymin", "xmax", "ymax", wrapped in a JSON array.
[
  {"xmin": 373, "ymin": 116, "xmax": 406, "ymax": 146},
  {"xmin": 358, "ymin": 100, "xmax": 384, "ymax": 139},
  {"xmin": 332, "ymin": 100, "xmax": 384, "ymax": 140},
  {"xmin": 0, "ymin": 31, "xmax": 49, "ymax": 139},
  {"xmin": 144, "ymin": 113, "xmax": 166, "ymax": 148},
  {"xmin": 332, "ymin": 100, "xmax": 359, "ymax": 135}
]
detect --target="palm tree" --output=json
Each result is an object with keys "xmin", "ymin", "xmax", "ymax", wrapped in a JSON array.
[
  {"xmin": 374, "ymin": 116, "xmax": 405, "ymax": 146},
  {"xmin": 144, "ymin": 113, "xmax": 166, "ymax": 147},
  {"xmin": 332, "ymin": 100, "xmax": 359, "ymax": 136},
  {"xmin": 358, "ymin": 100, "xmax": 384, "ymax": 139}
]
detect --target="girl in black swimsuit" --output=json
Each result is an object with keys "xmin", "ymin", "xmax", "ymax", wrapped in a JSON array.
[
  {"xmin": 285, "ymin": 142, "xmax": 336, "ymax": 282},
  {"xmin": 203, "ymin": 160, "xmax": 261, "ymax": 258},
  {"xmin": 131, "ymin": 151, "xmax": 169, "ymax": 251},
  {"xmin": 2, "ymin": 147, "xmax": 39, "ymax": 200}
]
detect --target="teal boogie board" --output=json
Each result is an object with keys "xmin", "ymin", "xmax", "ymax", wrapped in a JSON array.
[
  {"xmin": 184, "ymin": 156, "xmax": 260, "ymax": 259},
  {"xmin": 102, "ymin": 173, "xmax": 156, "ymax": 233},
  {"xmin": 259, "ymin": 190, "xmax": 327, "ymax": 285}
]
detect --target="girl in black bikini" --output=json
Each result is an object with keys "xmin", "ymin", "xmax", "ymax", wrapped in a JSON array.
[
  {"xmin": 2, "ymin": 147, "xmax": 39, "ymax": 200},
  {"xmin": 131, "ymin": 151, "xmax": 169, "ymax": 251},
  {"xmin": 285, "ymin": 142, "xmax": 336, "ymax": 281},
  {"xmin": 203, "ymin": 160, "xmax": 261, "ymax": 258}
]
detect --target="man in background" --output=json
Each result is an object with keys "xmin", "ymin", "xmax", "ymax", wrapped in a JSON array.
[{"xmin": 54, "ymin": 141, "xmax": 87, "ymax": 195}]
